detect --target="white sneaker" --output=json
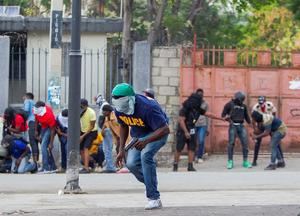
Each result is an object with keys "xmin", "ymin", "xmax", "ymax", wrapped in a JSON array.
[
  {"xmin": 145, "ymin": 199, "xmax": 162, "ymax": 210},
  {"xmin": 197, "ymin": 158, "xmax": 204, "ymax": 163}
]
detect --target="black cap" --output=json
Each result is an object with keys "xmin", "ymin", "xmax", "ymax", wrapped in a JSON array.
[{"xmin": 80, "ymin": 98, "xmax": 88, "ymax": 106}]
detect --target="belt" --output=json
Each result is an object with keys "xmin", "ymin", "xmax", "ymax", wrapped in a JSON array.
[{"xmin": 232, "ymin": 122, "xmax": 243, "ymax": 126}]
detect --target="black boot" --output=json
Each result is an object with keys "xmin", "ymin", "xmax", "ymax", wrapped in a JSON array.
[
  {"xmin": 173, "ymin": 163, "xmax": 178, "ymax": 172},
  {"xmin": 277, "ymin": 161, "xmax": 286, "ymax": 168},
  {"xmin": 187, "ymin": 163, "xmax": 196, "ymax": 171}
]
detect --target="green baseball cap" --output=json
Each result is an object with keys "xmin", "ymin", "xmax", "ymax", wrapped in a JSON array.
[{"xmin": 112, "ymin": 83, "xmax": 135, "ymax": 97}]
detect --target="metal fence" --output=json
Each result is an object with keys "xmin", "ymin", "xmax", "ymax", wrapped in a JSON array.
[
  {"xmin": 181, "ymin": 46, "xmax": 295, "ymax": 68},
  {"xmin": 9, "ymin": 44, "xmax": 123, "ymax": 106}
]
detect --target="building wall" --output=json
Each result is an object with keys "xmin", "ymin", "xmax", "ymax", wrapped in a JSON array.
[
  {"xmin": 151, "ymin": 47, "xmax": 181, "ymax": 165},
  {"xmin": 26, "ymin": 31, "xmax": 107, "ymax": 107}
]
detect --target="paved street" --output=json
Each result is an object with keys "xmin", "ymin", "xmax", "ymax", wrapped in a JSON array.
[{"xmin": 0, "ymin": 155, "xmax": 300, "ymax": 216}]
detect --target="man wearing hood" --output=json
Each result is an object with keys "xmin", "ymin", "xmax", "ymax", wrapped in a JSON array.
[
  {"xmin": 221, "ymin": 91, "xmax": 252, "ymax": 169},
  {"xmin": 113, "ymin": 83, "xmax": 169, "ymax": 210},
  {"xmin": 173, "ymin": 90, "xmax": 224, "ymax": 172}
]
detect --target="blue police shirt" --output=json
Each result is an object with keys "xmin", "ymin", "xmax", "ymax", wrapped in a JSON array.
[
  {"xmin": 9, "ymin": 139, "xmax": 30, "ymax": 159},
  {"xmin": 115, "ymin": 94, "xmax": 168, "ymax": 138}
]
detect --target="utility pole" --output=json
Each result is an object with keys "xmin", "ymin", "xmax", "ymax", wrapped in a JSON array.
[
  {"xmin": 64, "ymin": 0, "xmax": 82, "ymax": 194},
  {"xmin": 48, "ymin": 0, "xmax": 63, "ymax": 109}
]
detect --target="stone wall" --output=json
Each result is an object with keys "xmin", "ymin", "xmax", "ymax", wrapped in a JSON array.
[{"xmin": 151, "ymin": 47, "xmax": 181, "ymax": 166}]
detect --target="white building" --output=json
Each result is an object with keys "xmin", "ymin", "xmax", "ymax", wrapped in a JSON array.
[{"xmin": 0, "ymin": 16, "xmax": 122, "ymax": 106}]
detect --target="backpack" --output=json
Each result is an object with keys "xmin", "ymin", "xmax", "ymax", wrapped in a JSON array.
[{"xmin": 15, "ymin": 108, "xmax": 29, "ymax": 123}]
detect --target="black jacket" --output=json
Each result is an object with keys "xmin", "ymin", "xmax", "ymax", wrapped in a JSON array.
[{"xmin": 221, "ymin": 100, "xmax": 251, "ymax": 124}]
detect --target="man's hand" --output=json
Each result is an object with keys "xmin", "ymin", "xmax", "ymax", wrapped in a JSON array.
[
  {"xmin": 48, "ymin": 143, "xmax": 53, "ymax": 150},
  {"xmin": 35, "ymin": 131, "xmax": 39, "ymax": 140},
  {"xmin": 206, "ymin": 131, "xmax": 210, "ymax": 136},
  {"xmin": 15, "ymin": 158, "xmax": 22, "ymax": 167},
  {"xmin": 134, "ymin": 139, "xmax": 148, "ymax": 151},
  {"xmin": 80, "ymin": 135, "xmax": 84, "ymax": 144},
  {"xmin": 116, "ymin": 150, "xmax": 125, "ymax": 168},
  {"xmin": 184, "ymin": 131, "xmax": 191, "ymax": 139}
]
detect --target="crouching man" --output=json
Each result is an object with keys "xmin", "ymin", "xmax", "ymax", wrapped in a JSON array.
[
  {"xmin": 114, "ymin": 83, "xmax": 169, "ymax": 210},
  {"xmin": 251, "ymin": 111, "xmax": 286, "ymax": 170},
  {"xmin": 2, "ymin": 135, "xmax": 37, "ymax": 173}
]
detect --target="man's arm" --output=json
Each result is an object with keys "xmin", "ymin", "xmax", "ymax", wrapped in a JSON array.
[
  {"xmin": 134, "ymin": 125, "xmax": 170, "ymax": 151},
  {"xmin": 16, "ymin": 146, "xmax": 30, "ymax": 167},
  {"xmin": 253, "ymin": 129, "xmax": 270, "ymax": 140},
  {"xmin": 244, "ymin": 106, "xmax": 251, "ymax": 124},
  {"xmin": 116, "ymin": 124, "xmax": 129, "ymax": 167},
  {"xmin": 179, "ymin": 116, "xmax": 190, "ymax": 139},
  {"xmin": 221, "ymin": 102, "xmax": 231, "ymax": 118},
  {"xmin": 204, "ymin": 112, "xmax": 225, "ymax": 121}
]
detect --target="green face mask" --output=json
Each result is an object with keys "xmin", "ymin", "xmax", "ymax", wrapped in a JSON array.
[{"xmin": 112, "ymin": 96, "xmax": 135, "ymax": 115}]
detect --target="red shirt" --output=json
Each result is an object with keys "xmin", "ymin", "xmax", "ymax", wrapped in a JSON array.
[
  {"xmin": 12, "ymin": 114, "xmax": 28, "ymax": 132},
  {"xmin": 35, "ymin": 106, "xmax": 56, "ymax": 129}
]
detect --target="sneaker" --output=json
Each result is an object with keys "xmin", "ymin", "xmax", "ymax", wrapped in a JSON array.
[
  {"xmin": 173, "ymin": 163, "xmax": 178, "ymax": 172},
  {"xmin": 243, "ymin": 160, "xmax": 252, "ymax": 168},
  {"xmin": 264, "ymin": 164, "xmax": 276, "ymax": 170},
  {"xmin": 276, "ymin": 161, "xmax": 286, "ymax": 168},
  {"xmin": 145, "ymin": 199, "xmax": 162, "ymax": 210},
  {"xmin": 252, "ymin": 161, "xmax": 257, "ymax": 166},
  {"xmin": 197, "ymin": 158, "xmax": 204, "ymax": 163},
  {"xmin": 227, "ymin": 160, "xmax": 233, "ymax": 169},
  {"xmin": 100, "ymin": 169, "xmax": 116, "ymax": 174},
  {"xmin": 116, "ymin": 167, "xmax": 130, "ymax": 174},
  {"xmin": 79, "ymin": 168, "xmax": 90, "ymax": 174}
]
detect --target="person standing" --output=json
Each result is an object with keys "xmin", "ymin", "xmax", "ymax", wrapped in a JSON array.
[
  {"xmin": 79, "ymin": 99, "xmax": 98, "ymax": 173},
  {"xmin": 221, "ymin": 91, "xmax": 252, "ymax": 169},
  {"xmin": 251, "ymin": 96, "xmax": 283, "ymax": 166},
  {"xmin": 113, "ymin": 83, "xmax": 169, "ymax": 210},
  {"xmin": 23, "ymin": 92, "xmax": 38, "ymax": 162},
  {"xmin": 100, "ymin": 104, "xmax": 121, "ymax": 173},
  {"xmin": 173, "ymin": 91, "xmax": 223, "ymax": 172},
  {"xmin": 56, "ymin": 109, "xmax": 68, "ymax": 172},
  {"xmin": 194, "ymin": 89, "xmax": 210, "ymax": 163},
  {"xmin": 33, "ymin": 101, "xmax": 57, "ymax": 173},
  {"xmin": 251, "ymin": 111, "xmax": 286, "ymax": 170}
]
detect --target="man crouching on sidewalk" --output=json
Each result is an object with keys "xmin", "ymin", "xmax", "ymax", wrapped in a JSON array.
[{"xmin": 113, "ymin": 83, "xmax": 169, "ymax": 210}]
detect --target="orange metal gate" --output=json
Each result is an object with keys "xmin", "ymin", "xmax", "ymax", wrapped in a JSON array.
[{"xmin": 180, "ymin": 43, "xmax": 300, "ymax": 153}]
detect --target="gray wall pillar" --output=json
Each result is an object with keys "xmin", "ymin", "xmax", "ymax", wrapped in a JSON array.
[
  {"xmin": 0, "ymin": 36, "xmax": 10, "ymax": 114},
  {"xmin": 132, "ymin": 41, "xmax": 151, "ymax": 94}
]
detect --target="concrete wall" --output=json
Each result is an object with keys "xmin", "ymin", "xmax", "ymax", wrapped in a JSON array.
[
  {"xmin": 26, "ymin": 31, "xmax": 107, "ymax": 107},
  {"xmin": 151, "ymin": 47, "xmax": 181, "ymax": 165}
]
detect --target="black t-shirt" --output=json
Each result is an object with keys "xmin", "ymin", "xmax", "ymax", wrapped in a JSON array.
[{"xmin": 179, "ymin": 106, "xmax": 206, "ymax": 130}]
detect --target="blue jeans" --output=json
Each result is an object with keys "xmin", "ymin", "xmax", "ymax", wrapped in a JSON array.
[
  {"xmin": 41, "ymin": 128, "xmax": 56, "ymax": 171},
  {"xmin": 11, "ymin": 155, "xmax": 36, "ymax": 173},
  {"xmin": 126, "ymin": 134, "xmax": 168, "ymax": 200},
  {"xmin": 228, "ymin": 124, "xmax": 248, "ymax": 161},
  {"xmin": 196, "ymin": 126, "xmax": 207, "ymax": 159},
  {"xmin": 270, "ymin": 131, "xmax": 285, "ymax": 164},
  {"xmin": 58, "ymin": 135, "xmax": 67, "ymax": 169},
  {"xmin": 102, "ymin": 128, "xmax": 116, "ymax": 171}
]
